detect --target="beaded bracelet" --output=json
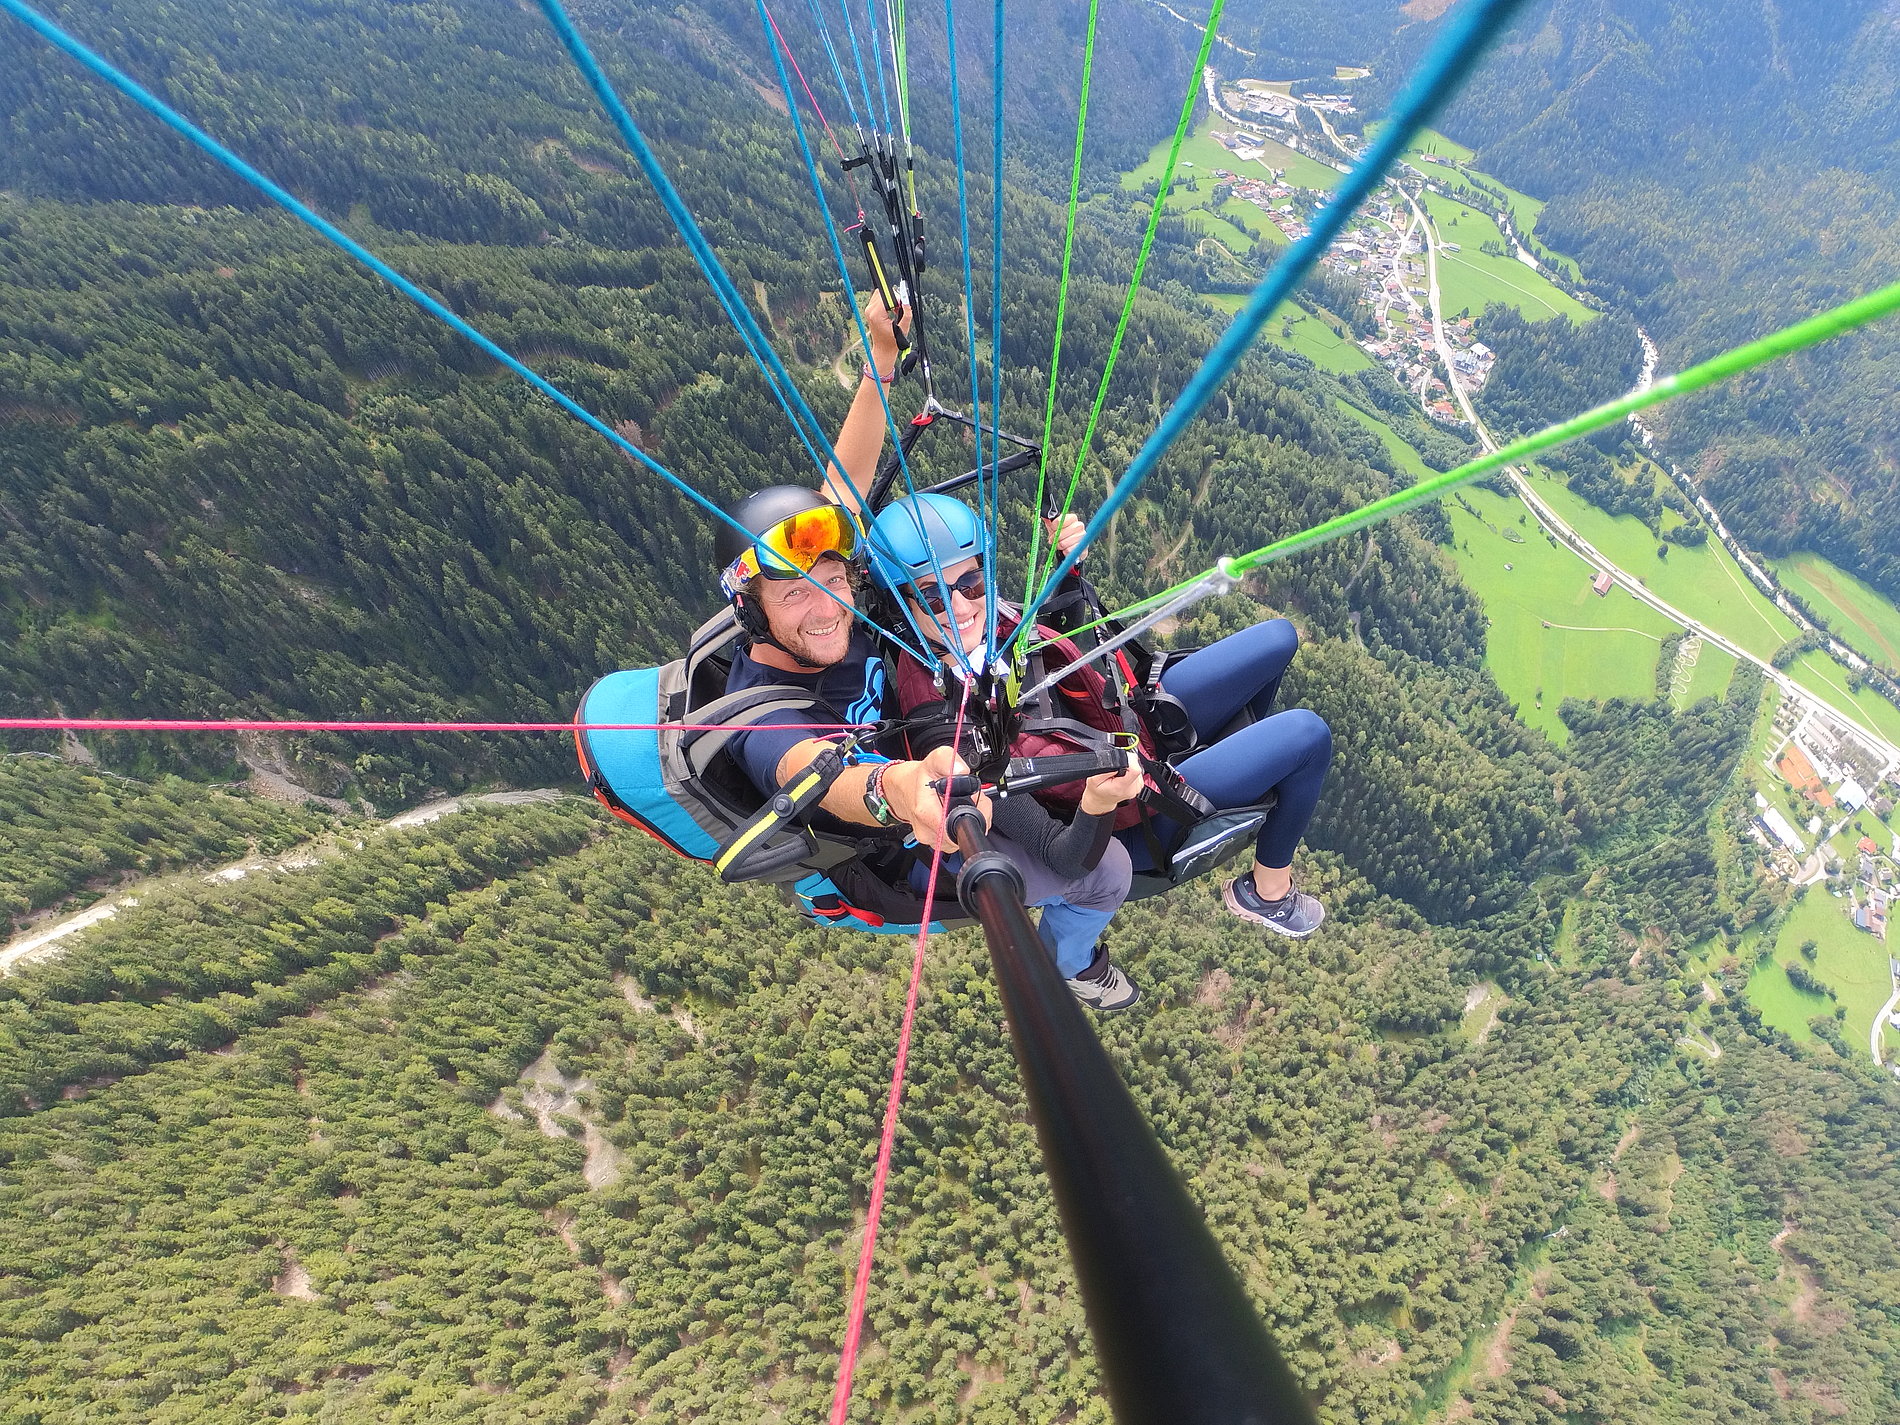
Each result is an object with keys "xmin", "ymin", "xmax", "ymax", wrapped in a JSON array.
[{"xmin": 861, "ymin": 361, "xmax": 897, "ymax": 385}]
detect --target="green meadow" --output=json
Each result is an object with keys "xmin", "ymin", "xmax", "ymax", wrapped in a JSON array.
[
  {"xmin": 1419, "ymin": 190, "xmax": 1592, "ymax": 323},
  {"xmin": 1270, "ymin": 307, "xmax": 1372, "ymax": 371},
  {"xmin": 1365, "ymin": 121, "xmax": 1474, "ymax": 165},
  {"xmin": 1772, "ymin": 551, "xmax": 1900, "ymax": 667},
  {"xmin": 1744, "ymin": 888, "xmax": 1894, "ymax": 1054},
  {"xmin": 1677, "ymin": 641, "xmax": 1738, "ymax": 708},
  {"xmin": 1442, "ymin": 478, "xmax": 1671, "ymax": 740},
  {"xmin": 1202, "ymin": 295, "xmax": 1374, "ymax": 373},
  {"xmin": 1333, "ymin": 399, "xmax": 1431, "ymax": 477},
  {"xmin": 1523, "ymin": 471, "xmax": 1799, "ymax": 661},
  {"xmin": 1123, "ymin": 120, "xmax": 1339, "ymax": 199}
]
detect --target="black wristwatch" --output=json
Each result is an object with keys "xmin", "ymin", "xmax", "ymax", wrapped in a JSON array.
[{"xmin": 861, "ymin": 761, "xmax": 898, "ymax": 826}]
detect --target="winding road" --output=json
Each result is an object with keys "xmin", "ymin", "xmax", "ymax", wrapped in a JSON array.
[{"xmin": 1400, "ymin": 182, "xmax": 1900, "ymax": 780}]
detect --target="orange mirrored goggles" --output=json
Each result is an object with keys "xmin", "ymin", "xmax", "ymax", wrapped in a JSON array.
[{"xmin": 720, "ymin": 504, "xmax": 861, "ymax": 598}]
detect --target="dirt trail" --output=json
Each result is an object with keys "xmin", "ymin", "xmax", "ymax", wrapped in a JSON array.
[{"xmin": 1, "ymin": 789, "xmax": 566, "ymax": 978}]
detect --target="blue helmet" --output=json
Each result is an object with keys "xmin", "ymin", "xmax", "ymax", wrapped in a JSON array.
[{"xmin": 868, "ymin": 493, "xmax": 991, "ymax": 593}]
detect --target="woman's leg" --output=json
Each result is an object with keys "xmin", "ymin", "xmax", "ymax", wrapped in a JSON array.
[
  {"xmin": 1170, "ymin": 708, "xmax": 1333, "ymax": 884},
  {"xmin": 1158, "ymin": 618, "xmax": 1300, "ymax": 743}
]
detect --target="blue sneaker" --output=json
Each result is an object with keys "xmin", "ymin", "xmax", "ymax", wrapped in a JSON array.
[{"xmin": 1223, "ymin": 876, "xmax": 1325, "ymax": 938}]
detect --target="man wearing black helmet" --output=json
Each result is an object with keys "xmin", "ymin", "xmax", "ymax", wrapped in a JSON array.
[{"xmin": 717, "ymin": 298, "xmax": 971, "ymax": 854}]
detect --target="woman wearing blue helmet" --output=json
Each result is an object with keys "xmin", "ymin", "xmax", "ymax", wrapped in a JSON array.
[{"xmin": 871, "ymin": 492, "xmax": 1333, "ymax": 942}]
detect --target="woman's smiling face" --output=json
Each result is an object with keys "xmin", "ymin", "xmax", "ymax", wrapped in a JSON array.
[{"xmin": 908, "ymin": 555, "xmax": 986, "ymax": 655}]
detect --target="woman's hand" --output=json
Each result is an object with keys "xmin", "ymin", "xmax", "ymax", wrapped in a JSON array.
[
  {"xmin": 1078, "ymin": 749, "xmax": 1144, "ymax": 816},
  {"xmin": 1043, "ymin": 511, "xmax": 1087, "ymax": 563}
]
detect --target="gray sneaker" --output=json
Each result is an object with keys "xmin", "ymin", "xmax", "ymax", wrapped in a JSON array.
[
  {"xmin": 1223, "ymin": 876, "xmax": 1326, "ymax": 938},
  {"xmin": 1068, "ymin": 960, "xmax": 1141, "ymax": 1012}
]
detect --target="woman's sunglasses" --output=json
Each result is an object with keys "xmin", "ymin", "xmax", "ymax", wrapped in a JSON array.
[{"xmin": 909, "ymin": 568, "xmax": 987, "ymax": 615}]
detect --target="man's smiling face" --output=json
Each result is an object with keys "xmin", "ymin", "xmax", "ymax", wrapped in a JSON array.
[{"xmin": 754, "ymin": 554, "xmax": 856, "ymax": 666}]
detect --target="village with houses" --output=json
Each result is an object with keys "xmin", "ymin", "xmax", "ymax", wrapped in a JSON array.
[
  {"xmin": 1199, "ymin": 80, "xmax": 1498, "ymax": 425},
  {"xmin": 1754, "ymin": 697, "xmax": 1897, "ymax": 944}
]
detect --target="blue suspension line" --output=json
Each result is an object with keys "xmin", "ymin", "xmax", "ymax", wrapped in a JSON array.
[
  {"xmin": 934, "ymin": 0, "xmax": 995, "ymax": 665},
  {"xmin": 534, "ymin": 0, "xmax": 837, "ymax": 478},
  {"xmin": 829, "ymin": 0, "xmax": 882, "ymax": 139},
  {"xmin": 1008, "ymin": 0, "xmax": 1535, "ymax": 652},
  {"xmin": 988, "ymin": 0, "xmax": 1006, "ymax": 653},
  {"xmin": 859, "ymin": 0, "xmax": 897, "ymax": 141},
  {"xmin": 802, "ymin": 0, "xmax": 863, "ymax": 133},
  {"xmin": 752, "ymin": 0, "xmax": 978, "ymax": 677},
  {"xmin": 939, "ymin": 0, "xmax": 995, "ymax": 660},
  {"xmin": 0, "ymin": 0, "xmax": 929, "ymax": 664}
]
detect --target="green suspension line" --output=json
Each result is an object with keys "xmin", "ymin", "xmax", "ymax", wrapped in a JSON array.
[
  {"xmin": 1049, "ymin": 275, "xmax": 1900, "ymax": 645},
  {"xmin": 1031, "ymin": 0, "xmax": 1228, "ymax": 600},
  {"xmin": 1021, "ymin": 0, "xmax": 1102, "ymax": 609}
]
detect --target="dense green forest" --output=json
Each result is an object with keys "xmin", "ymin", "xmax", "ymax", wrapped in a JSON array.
[{"xmin": 4, "ymin": 0, "xmax": 1899, "ymax": 1421}]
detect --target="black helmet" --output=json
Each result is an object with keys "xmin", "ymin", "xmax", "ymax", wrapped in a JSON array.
[
  {"xmin": 716, "ymin": 487, "xmax": 860, "ymax": 666},
  {"xmin": 714, "ymin": 486, "xmax": 838, "ymax": 575}
]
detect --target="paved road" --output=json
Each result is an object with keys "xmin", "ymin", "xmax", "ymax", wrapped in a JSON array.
[
  {"xmin": 1400, "ymin": 183, "xmax": 1900, "ymax": 777},
  {"xmin": 1872, "ymin": 981, "xmax": 1898, "ymax": 1068}
]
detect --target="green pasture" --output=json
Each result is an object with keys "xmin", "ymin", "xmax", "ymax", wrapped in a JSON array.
[
  {"xmin": 1122, "ymin": 126, "xmax": 1246, "ymax": 193},
  {"xmin": 1676, "ymin": 639, "xmax": 1738, "ymax": 709},
  {"xmin": 1244, "ymin": 135, "xmax": 1344, "ymax": 191},
  {"xmin": 1772, "ymin": 551, "xmax": 1900, "ymax": 667},
  {"xmin": 1333, "ymin": 400, "xmax": 1431, "ymax": 478},
  {"xmin": 1222, "ymin": 196, "xmax": 1289, "ymax": 246},
  {"xmin": 1419, "ymin": 191, "xmax": 1592, "ymax": 323},
  {"xmin": 1786, "ymin": 649, "xmax": 1900, "ymax": 748},
  {"xmin": 1443, "ymin": 479, "xmax": 1670, "ymax": 741},
  {"xmin": 1524, "ymin": 472, "xmax": 1799, "ymax": 662},
  {"xmin": 1746, "ymin": 888, "xmax": 1894, "ymax": 1056},
  {"xmin": 1366, "ymin": 121, "xmax": 1474, "ymax": 164},
  {"xmin": 1182, "ymin": 208, "xmax": 1258, "ymax": 256},
  {"xmin": 1125, "ymin": 117, "xmax": 1344, "ymax": 197},
  {"xmin": 1269, "ymin": 306, "xmax": 1372, "ymax": 372}
]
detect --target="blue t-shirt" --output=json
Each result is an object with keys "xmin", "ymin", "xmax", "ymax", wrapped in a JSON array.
[{"xmin": 725, "ymin": 629, "xmax": 889, "ymax": 800}]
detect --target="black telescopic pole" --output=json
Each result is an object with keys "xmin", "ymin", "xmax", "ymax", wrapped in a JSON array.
[{"xmin": 947, "ymin": 805, "xmax": 1317, "ymax": 1425}]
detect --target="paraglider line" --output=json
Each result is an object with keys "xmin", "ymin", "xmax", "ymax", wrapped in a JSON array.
[
  {"xmin": 1050, "ymin": 275, "xmax": 1900, "ymax": 652},
  {"xmin": 1008, "ymin": 0, "xmax": 1536, "ymax": 651},
  {"xmin": 1032, "ymin": 0, "xmax": 1228, "ymax": 600},
  {"xmin": 827, "ymin": 695, "xmax": 966, "ymax": 1424},
  {"xmin": 535, "ymin": 0, "xmax": 842, "ymax": 480},
  {"xmin": 752, "ymin": 0, "xmax": 982, "ymax": 677},
  {"xmin": 1, "ymin": 719, "xmax": 872, "ymax": 735},
  {"xmin": 1021, "ymin": 0, "xmax": 1101, "ymax": 611}
]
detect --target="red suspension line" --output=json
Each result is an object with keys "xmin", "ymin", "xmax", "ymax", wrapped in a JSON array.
[{"xmin": 828, "ymin": 694, "xmax": 966, "ymax": 1421}]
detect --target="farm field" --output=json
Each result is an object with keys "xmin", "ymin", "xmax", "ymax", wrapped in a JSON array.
[
  {"xmin": 1271, "ymin": 307, "xmax": 1371, "ymax": 371},
  {"xmin": 1524, "ymin": 472, "xmax": 1799, "ymax": 662},
  {"xmin": 1181, "ymin": 208, "xmax": 1258, "ymax": 256},
  {"xmin": 1333, "ymin": 400, "xmax": 1431, "ymax": 477},
  {"xmin": 1746, "ymin": 888, "xmax": 1894, "ymax": 1053},
  {"xmin": 1786, "ymin": 649, "xmax": 1900, "ymax": 748},
  {"xmin": 1443, "ymin": 479, "xmax": 1671, "ymax": 741},
  {"xmin": 1366, "ymin": 121, "xmax": 1474, "ymax": 164},
  {"xmin": 1203, "ymin": 295, "xmax": 1374, "ymax": 372},
  {"xmin": 1418, "ymin": 190, "xmax": 1592, "ymax": 323},
  {"xmin": 1123, "ymin": 120, "xmax": 1339, "ymax": 199},
  {"xmin": 1676, "ymin": 640, "xmax": 1737, "ymax": 709},
  {"xmin": 1772, "ymin": 551, "xmax": 1900, "ymax": 667},
  {"xmin": 1526, "ymin": 475, "xmax": 1900, "ymax": 745}
]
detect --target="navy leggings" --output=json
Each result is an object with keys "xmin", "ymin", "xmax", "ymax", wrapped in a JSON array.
[{"xmin": 1117, "ymin": 618, "xmax": 1333, "ymax": 871}]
